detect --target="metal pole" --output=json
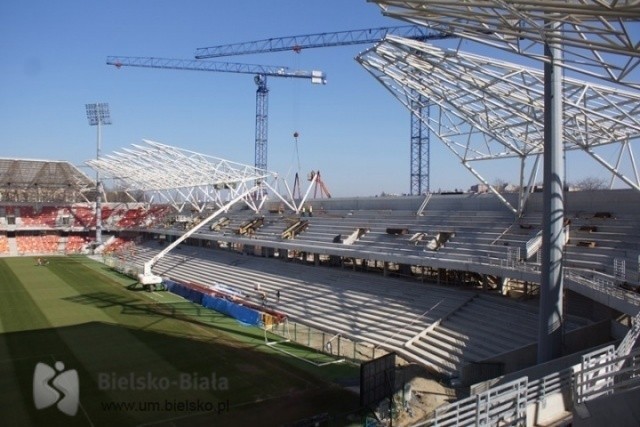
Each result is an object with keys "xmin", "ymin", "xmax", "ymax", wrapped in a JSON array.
[
  {"xmin": 538, "ymin": 21, "xmax": 565, "ymax": 363},
  {"xmin": 96, "ymin": 118, "xmax": 102, "ymax": 245}
]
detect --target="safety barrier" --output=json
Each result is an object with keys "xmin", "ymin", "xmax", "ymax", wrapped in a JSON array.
[{"xmin": 418, "ymin": 313, "xmax": 640, "ymax": 426}]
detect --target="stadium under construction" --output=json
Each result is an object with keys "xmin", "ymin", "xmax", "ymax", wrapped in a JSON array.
[{"xmin": 2, "ymin": 2, "xmax": 640, "ymax": 426}]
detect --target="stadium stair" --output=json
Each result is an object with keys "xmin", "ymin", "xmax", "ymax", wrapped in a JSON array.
[{"xmin": 123, "ymin": 243, "xmax": 590, "ymax": 379}]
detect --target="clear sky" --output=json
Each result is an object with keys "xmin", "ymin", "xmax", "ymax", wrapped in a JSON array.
[{"xmin": 1, "ymin": 1, "xmax": 637, "ymax": 197}]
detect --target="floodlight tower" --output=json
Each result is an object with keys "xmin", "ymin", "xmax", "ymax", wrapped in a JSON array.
[{"xmin": 85, "ymin": 102, "xmax": 111, "ymax": 246}]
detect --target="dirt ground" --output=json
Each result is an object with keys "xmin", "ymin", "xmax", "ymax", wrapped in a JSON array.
[{"xmin": 374, "ymin": 360, "xmax": 461, "ymax": 427}]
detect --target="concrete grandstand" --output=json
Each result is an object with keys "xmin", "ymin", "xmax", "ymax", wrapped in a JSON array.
[
  {"xmin": 2, "ymin": 153, "xmax": 639, "ymax": 425},
  {"xmin": 3, "ymin": 2, "xmax": 640, "ymax": 423}
]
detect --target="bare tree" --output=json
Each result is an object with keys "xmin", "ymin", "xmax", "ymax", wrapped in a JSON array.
[
  {"xmin": 492, "ymin": 178, "xmax": 508, "ymax": 193},
  {"xmin": 573, "ymin": 176, "xmax": 607, "ymax": 191}
]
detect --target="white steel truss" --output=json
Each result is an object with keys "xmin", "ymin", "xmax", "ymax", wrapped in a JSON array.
[
  {"xmin": 86, "ymin": 139, "xmax": 324, "ymax": 214},
  {"xmin": 371, "ymin": 0, "xmax": 640, "ymax": 90},
  {"xmin": 357, "ymin": 36, "xmax": 640, "ymax": 213},
  {"xmin": 86, "ymin": 139, "xmax": 273, "ymax": 212}
]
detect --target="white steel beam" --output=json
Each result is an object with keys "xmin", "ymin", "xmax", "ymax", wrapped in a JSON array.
[
  {"xmin": 357, "ymin": 37, "xmax": 640, "ymax": 208},
  {"xmin": 371, "ymin": 0, "xmax": 640, "ymax": 89}
]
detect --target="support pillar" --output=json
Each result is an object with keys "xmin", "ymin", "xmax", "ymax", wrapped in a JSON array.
[{"xmin": 538, "ymin": 21, "xmax": 565, "ymax": 363}]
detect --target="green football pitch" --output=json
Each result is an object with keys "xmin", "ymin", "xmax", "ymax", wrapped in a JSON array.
[{"xmin": 0, "ymin": 256, "xmax": 360, "ymax": 426}]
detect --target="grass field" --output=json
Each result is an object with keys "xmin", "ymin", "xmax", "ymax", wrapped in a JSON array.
[{"xmin": 0, "ymin": 256, "xmax": 361, "ymax": 426}]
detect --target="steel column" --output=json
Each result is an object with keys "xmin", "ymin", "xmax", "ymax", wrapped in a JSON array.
[{"xmin": 538, "ymin": 21, "xmax": 565, "ymax": 363}]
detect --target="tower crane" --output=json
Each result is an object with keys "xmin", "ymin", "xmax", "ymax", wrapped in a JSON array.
[
  {"xmin": 195, "ymin": 26, "xmax": 456, "ymax": 195},
  {"xmin": 106, "ymin": 56, "xmax": 326, "ymax": 171}
]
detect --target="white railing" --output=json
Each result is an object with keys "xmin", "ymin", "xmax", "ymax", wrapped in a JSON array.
[
  {"xmin": 416, "ymin": 192, "xmax": 433, "ymax": 216},
  {"xmin": 416, "ymin": 319, "xmax": 640, "ymax": 427},
  {"xmin": 565, "ymin": 269, "xmax": 640, "ymax": 306},
  {"xmin": 418, "ymin": 377, "xmax": 528, "ymax": 427},
  {"xmin": 526, "ymin": 369, "xmax": 572, "ymax": 405},
  {"xmin": 617, "ymin": 311, "xmax": 640, "ymax": 360},
  {"xmin": 575, "ymin": 345, "xmax": 617, "ymax": 404},
  {"xmin": 574, "ymin": 346, "xmax": 640, "ymax": 404},
  {"xmin": 525, "ymin": 230, "xmax": 543, "ymax": 259}
]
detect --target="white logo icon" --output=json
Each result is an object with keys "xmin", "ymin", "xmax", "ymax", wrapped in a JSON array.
[{"xmin": 33, "ymin": 361, "xmax": 79, "ymax": 416}]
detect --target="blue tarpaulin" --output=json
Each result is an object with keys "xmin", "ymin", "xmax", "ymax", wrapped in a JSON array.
[
  {"xmin": 201, "ymin": 294, "xmax": 261, "ymax": 326},
  {"xmin": 163, "ymin": 279, "xmax": 261, "ymax": 326}
]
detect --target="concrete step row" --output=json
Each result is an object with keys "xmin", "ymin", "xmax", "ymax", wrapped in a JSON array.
[{"xmin": 132, "ymin": 244, "xmax": 474, "ymax": 376}]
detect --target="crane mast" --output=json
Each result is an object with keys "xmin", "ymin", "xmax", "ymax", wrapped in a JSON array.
[
  {"xmin": 106, "ymin": 56, "xmax": 326, "ymax": 172},
  {"xmin": 194, "ymin": 26, "xmax": 455, "ymax": 195}
]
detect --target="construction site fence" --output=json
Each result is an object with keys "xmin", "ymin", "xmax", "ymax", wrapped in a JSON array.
[
  {"xmin": 267, "ymin": 320, "xmax": 388, "ymax": 364},
  {"xmin": 103, "ymin": 254, "xmax": 140, "ymax": 279}
]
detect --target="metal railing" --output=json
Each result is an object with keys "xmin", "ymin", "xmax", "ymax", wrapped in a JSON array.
[
  {"xmin": 418, "ymin": 377, "xmax": 528, "ymax": 427},
  {"xmin": 417, "ymin": 313, "xmax": 640, "ymax": 426},
  {"xmin": 267, "ymin": 319, "xmax": 386, "ymax": 363}
]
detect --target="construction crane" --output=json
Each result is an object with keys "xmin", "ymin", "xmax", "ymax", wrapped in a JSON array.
[
  {"xmin": 194, "ymin": 25, "xmax": 451, "ymax": 58},
  {"xmin": 195, "ymin": 26, "xmax": 456, "ymax": 195},
  {"xmin": 106, "ymin": 56, "xmax": 326, "ymax": 171}
]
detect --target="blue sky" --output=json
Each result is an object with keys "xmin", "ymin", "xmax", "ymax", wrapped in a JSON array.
[{"xmin": 1, "ymin": 1, "xmax": 637, "ymax": 197}]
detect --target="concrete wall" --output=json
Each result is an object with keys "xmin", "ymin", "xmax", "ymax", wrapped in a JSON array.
[
  {"xmin": 266, "ymin": 192, "xmax": 518, "ymax": 213},
  {"xmin": 463, "ymin": 320, "xmax": 612, "ymax": 384},
  {"xmin": 524, "ymin": 188, "xmax": 640, "ymax": 215},
  {"xmin": 565, "ymin": 290, "xmax": 618, "ymax": 322},
  {"xmin": 265, "ymin": 188, "xmax": 640, "ymax": 215}
]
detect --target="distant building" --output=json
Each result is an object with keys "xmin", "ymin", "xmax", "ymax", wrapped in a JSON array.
[{"xmin": 470, "ymin": 184, "xmax": 489, "ymax": 193}]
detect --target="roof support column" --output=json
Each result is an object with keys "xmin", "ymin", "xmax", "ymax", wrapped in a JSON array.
[{"xmin": 538, "ymin": 21, "xmax": 565, "ymax": 363}]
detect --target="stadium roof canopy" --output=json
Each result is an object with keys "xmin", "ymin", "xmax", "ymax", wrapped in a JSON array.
[
  {"xmin": 0, "ymin": 158, "xmax": 94, "ymax": 203},
  {"xmin": 0, "ymin": 158, "xmax": 93, "ymax": 189},
  {"xmin": 86, "ymin": 139, "xmax": 282, "ymax": 212},
  {"xmin": 372, "ymin": 0, "xmax": 640, "ymax": 90},
  {"xmin": 360, "ymin": 1, "xmax": 639, "ymax": 214},
  {"xmin": 357, "ymin": 37, "xmax": 640, "ymax": 214}
]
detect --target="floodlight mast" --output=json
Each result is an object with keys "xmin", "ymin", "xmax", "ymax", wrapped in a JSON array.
[
  {"xmin": 85, "ymin": 102, "xmax": 111, "ymax": 245},
  {"xmin": 106, "ymin": 56, "xmax": 326, "ymax": 172}
]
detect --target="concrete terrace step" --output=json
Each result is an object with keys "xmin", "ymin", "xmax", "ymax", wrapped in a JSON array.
[
  {"xmin": 404, "ymin": 342, "xmax": 459, "ymax": 377},
  {"xmin": 424, "ymin": 327, "xmax": 489, "ymax": 362},
  {"xmin": 450, "ymin": 309, "xmax": 536, "ymax": 345},
  {"xmin": 153, "ymin": 254, "xmax": 434, "ymax": 341},
  {"xmin": 130, "ymin": 242, "xmax": 561, "ymax": 378},
  {"xmin": 443, "ymin": 319, "xmax": 534, "ymax": 358}
]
